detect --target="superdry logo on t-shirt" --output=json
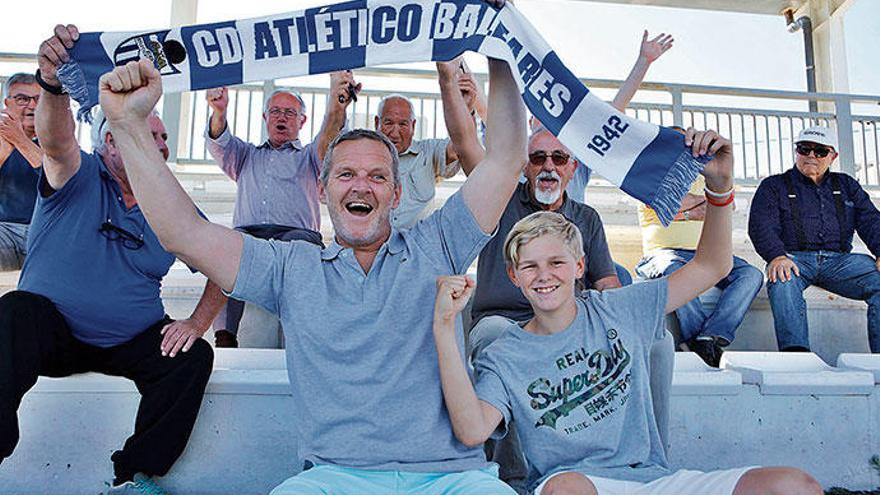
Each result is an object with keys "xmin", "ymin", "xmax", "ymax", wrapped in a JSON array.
[{"xmin": 525, "ymin": 329, "xmax": 632, "ymax": 432}]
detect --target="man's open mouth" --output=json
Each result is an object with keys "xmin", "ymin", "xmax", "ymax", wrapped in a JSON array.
[{"xmin": 345, "ymin": 201, "xmax": 374, "ymax": 217}]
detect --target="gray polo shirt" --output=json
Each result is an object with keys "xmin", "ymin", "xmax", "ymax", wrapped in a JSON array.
[
  {"xmin": 391, "ymin": 138, "xmax": 459, "ymax": 229},
  {"xmin": 471, "ymin": 183, "xmax": 617, "ymax": 325},
  {"xmin": 206, "ymin": 127, "xmax": 321, "ymax": 230},
  {"xmin": 231, "ymin": 191, "xmax": 492, "ymax": 472}
]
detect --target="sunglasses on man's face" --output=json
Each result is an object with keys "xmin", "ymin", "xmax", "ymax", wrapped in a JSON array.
[
  {"xmin": 795, "ymin": 144, "xmax": 833, "ymax": 159},
  {"xmin": 528, "ymin": 150, "xmax": 571, "ymax": 167}
]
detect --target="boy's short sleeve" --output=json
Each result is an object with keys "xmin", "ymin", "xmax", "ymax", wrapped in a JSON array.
[{"xmin": 474, "ymin": 352, "xmax": 513, "ymax": 440}]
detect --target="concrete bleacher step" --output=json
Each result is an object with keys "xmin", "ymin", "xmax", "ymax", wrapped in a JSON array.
[
  {"xmin": 837, "ymin": 353, "xmax": 880, "ymax": 382},
  {"xmin": 672, "ymin": 352, "xmax": 742, "ymax": 395},
  {"xmin": 721, "ymin": 351, "xmax": 876, "ymax": 395},
  {"xmin": 4, "ymin": 350, "xmax": 880, "ymax": 494}
]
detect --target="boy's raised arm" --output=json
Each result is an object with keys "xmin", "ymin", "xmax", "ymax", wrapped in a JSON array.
[{"xmin": 433, "ymin": 276, "xmax": 504, "ymax": 447}]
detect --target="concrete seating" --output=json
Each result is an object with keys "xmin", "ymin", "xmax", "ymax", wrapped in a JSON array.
[
  {"xmin": 721, "ymin": 351, "xmax": 875, "ymax": 395},
  {"xmin": 837, "ymin": 353, "xmax": 880, "ymax": 383},
  {"xmin": 672, "ymin": 352, "xmax": 742, "ymax": 395}
]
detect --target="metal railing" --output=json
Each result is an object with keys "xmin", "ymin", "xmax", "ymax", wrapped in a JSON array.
[{"xmin": 4, "ymin": 53, "xmax": 880, "ymax": 187}]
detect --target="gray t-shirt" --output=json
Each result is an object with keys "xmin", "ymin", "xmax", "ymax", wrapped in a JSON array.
[
  {"xmin": 471, "ymin": 183, "xmax": 617, "ymax": 325},
  {"xmin": 231, "ymin": 191, "xmax": 491, "ymax": 472},
  {"xmin": 474, "ymin": 279, "xmax": 670, "ymax": 490}
]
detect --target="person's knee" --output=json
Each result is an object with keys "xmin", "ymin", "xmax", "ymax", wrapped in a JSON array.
[
  {"xmin": 541, "ymin": 472, "xmax": 597, "ymax": 495},
  {"xmin": 740, "ymin": 265, "xmax": 765, "ymax": 291},
  {"xmin": 735, "ymin": 467, "xmax": 822, "ymax": 495}
]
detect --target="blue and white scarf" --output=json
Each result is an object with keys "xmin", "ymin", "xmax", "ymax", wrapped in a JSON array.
[{"xmin": 57, "ymin": 0, "xmax": 707, "ymax": 224}]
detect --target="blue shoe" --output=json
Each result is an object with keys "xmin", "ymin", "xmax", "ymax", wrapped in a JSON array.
[{"xmin": 105, "ymin": 473, "xmax": 172, "ymax": 495}]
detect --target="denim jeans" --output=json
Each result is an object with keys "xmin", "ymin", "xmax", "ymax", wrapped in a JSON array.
[
  {"xmin": 0, "ymin": 222, "xmax": 28, "ymax": 272},
  {"xmin": 635, "ymin": 249, "xmax": 763, "ymax": 343},
  {"xmin": 766, "ymin": 251, "xmax": 880, "ymax": 352}
]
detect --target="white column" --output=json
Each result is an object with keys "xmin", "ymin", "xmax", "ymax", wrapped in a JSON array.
[{"xmin": 163, "ymin": 0, "xmax": 199, "ymax": 167}]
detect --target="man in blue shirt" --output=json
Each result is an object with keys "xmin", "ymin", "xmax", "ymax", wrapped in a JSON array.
[
  {"xmin": 0, "ymin": 27, "xmax": 223, "ymax": 495},
  {"xmin": 0, "ymin": 73, "xmax": 42, "ymax": 271},
  {"xmin": 749, "ymin": 126, "xmax": 880, "ymax": 353},
  {"xmin": 96, "ymin": 13, "xmax": 526, "ymax": 490}
]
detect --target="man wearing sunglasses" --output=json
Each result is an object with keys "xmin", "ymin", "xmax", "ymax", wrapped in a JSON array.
[
  {"xmin": 0, "ymin": 26, "xmax": 223, "ymax": 494},
  {"xmin": 750, "ymin": 126, "xmax": 880, "ymax": 354},
  {"xmin": 0, "ymin": 73, "xmax": 42, "ymax": 271},
  {"xmin": 468, "ymin": 127, "xmax": 621, "ymax": 493},
  {"xmin": 204, "ymin": 72, "xmax": 359, "ymax": 348}
]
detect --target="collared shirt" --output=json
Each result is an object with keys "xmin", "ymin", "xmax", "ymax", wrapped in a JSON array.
[
  {"xmin": 231, "ymin": 191, "xmax": 491, "ymax": 472},
  {"xmin": 206, "ymin": 127, "xmax": 321, "ymax": 230},
  {"xmin": 0, "ymin": 145, "xmax": 40, "ymax": 224},
  {"xmin": 749, "ymin": 166, "xmax": 880, "ymax": 262},
  {"xmin": 18, "ymin": 151, "xmax": 175, "ymax": 347},
  {"xmin": 471, "ymin": 183, "xmax": 617, "ymax": 326},
  {"xmin": 391, "ymin": 138, "xmax": 458, "ymax": 229}
]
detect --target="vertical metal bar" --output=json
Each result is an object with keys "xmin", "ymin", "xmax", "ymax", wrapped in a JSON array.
[
  {"xmin": 860, "ymin": 121, "xmax": 868, "ymax": 182},
  {"xmin": 246, "ymin": 89, "xmax": 254, "ymax": 142},
  {"xmin": 874, "ymin": 121, "xmax": 880, "ymax": 186},
  {"xmin": 834, "ymin": 95, "xmax": 856, "ymax": 178},
  {"xmin": 751, "ymin": 115, "xmax": 760, "ymax": 180},
  {"xmin": 670, "ymin": 86, "xmax": 683, "ymax": 128},
  {"xmin": 310, "ymin": 92, "xmax": 317, "ymax": 137},
  {"xmin": 739, "ymin": 114, "xmax": 747, "ymax": 179},
  {"xmin": 776, "ymin": 116, "xmax": 784, "ymax": 175},
  {"xmin": 764, "ymin": 115, "xmax": 772, "ymax": 178}
]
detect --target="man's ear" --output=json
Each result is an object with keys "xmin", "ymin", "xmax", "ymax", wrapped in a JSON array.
[
  {"xmin": 318, "ymin": 179, "xmax": 327, "ymax": 205},
  {"xmin": 374, "ymin": 116, "xmax": 380, "ymax": 130}
]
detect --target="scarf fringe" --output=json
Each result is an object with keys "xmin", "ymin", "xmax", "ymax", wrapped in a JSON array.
[
  {"xmin": 56, "ymin": 61, "xmax": 96, "ymax": 123},
  {"xmin": 650, "ymin": 150, "xmax": 707, "ymax": 226}
]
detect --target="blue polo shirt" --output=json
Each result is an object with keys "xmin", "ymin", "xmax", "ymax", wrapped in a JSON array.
[
  {"xmin": 0, "ymin": 146, "xmax": 40, "ymax": 224},
  {"xmin": 18, "ymin": 151, "xmax": 175, "ymax": 347},
  {"xmin": 749, "ymin": 166, "xmax": 880, "ymax": 262},
  {"xmin": 231, "ymin": 191, "xmax": 492, "ymax": 473}
]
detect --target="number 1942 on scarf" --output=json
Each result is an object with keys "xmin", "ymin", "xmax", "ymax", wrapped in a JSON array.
[{"xmin": 587, "ymin": 116, "xmax": 630, "ymax": 157}]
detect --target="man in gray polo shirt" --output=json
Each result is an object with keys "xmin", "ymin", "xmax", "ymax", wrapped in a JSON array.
[
  {"xmin": 377, "ymin": 58, "xmax": 484, "ymax": 229},
  {"xmin": 204, "ymin": 73, "xmax": 359, "ymax": 347},
  {"xmin": 100, "ymin": 41, "xmax": 525, "ymax": 493}
]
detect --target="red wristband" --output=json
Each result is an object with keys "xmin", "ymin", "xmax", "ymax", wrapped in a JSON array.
[{"xmin": 705, "ymin": 191, "xmax": 735, "ymax": 207}]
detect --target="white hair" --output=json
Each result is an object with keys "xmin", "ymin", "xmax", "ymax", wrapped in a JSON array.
[
  {"xmin": 264, "ymin": 89, "xmax": 307, "ymax": 114},
  {"xmin": 376, "ymin": 94, "xmax": 415, "ymax": 121},
  {"xmin": 91, "ymin": 106, "xmax": 160, "ymax": 153}
]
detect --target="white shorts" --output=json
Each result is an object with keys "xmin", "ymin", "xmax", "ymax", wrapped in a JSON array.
[{"xmin": 534, "ymin": 466, "xmax": 756, "ymax": 495}]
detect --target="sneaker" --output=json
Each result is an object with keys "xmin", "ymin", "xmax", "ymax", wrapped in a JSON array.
[
  {"xmin": 214, "ymin": 329, "xmax": 239, "ymax": 348},
  {"xmin": 687, "ymin": 337, "xmax": 722, "ymax": 368},
  {"xmin": 105, "ymin": 473, "xmax": 172, "ymax": 495}
]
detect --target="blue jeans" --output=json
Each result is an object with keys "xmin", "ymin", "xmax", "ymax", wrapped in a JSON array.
[
  {"xmin": 766, "ymin": 251, "xmax": 880, "ymax": 352},
  {"xmin": 635, "ymin": 249, "xmax": 763, "ymax": 343}
]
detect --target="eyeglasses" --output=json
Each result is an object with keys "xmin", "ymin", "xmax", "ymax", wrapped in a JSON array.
[
  {"xmin": 528, "ymin": 150, "xmax": 571, "ymax": 166},
  {"xmin": 267, "ymin": 108, "xmax": 301, "ymax": 118},
  {"xmin": 9, "ymin": 94, "xmax": 39, "ymax": 107},
  {"xmin": 99, "ymin": 219, "xmax": 144, "ymax": 250},
  {"xmin": 796, "ymin": 144, "xmax": 833, "ymax": 158}
]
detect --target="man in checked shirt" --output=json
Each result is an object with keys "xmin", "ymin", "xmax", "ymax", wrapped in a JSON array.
[{"xmin": 204, "ymin": 72, "xmax": 360, "ymax": 347}]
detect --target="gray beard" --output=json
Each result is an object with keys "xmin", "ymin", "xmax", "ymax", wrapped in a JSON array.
[{"xmin": 533, "ymin": 171, "xmax": 562, "ymax": 205}]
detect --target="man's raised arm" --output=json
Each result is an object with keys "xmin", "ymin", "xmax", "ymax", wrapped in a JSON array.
[
  {"xmin": 35, "ymin": 25, "xmax": 84, "ymax": 190},
  {"xmin": 611, "ymin": 31, "xmax": 673, "ymax": 112},
  {"xmin": 460, "ymin": 58, "xmax": 527, "ymax": 233},
  {"xmin": 314, "ymin": 71, "xmax": 361, "ymax": 161},
  {"xmin": 100, "ymin": 59, "xmax": 243, "ymax": 292},
  {"xmin": 437, "ymin": 59, "xmax": 483, "ymax": 175}
]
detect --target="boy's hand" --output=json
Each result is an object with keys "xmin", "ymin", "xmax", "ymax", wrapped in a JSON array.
[{"xmin": 434, "ymin": 275, "xmax": 476, "ymax": 324}]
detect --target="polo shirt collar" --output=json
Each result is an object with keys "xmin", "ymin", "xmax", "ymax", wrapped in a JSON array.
[
  {"xmin": 320, "ymin": 231, "xmax": 406, "ymax": 261},
  {"xmin": 400, "ymin": 141, "xmax": 420, "ymax": 156},
  {"xmin": 258, "ymin": 138, "xmax": 303, "ymax": 151}
]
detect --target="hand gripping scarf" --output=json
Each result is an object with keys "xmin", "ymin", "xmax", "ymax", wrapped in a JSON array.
[{"xmin": 56, "ymin": 0, "xmax": 709, "ymax": 224}]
